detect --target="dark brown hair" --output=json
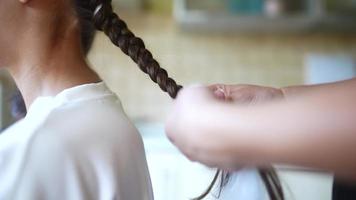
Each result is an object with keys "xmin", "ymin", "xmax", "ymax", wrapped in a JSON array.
[
  {"xmin": 74, "ymin": 0, "xmax": 182, "ymax": 98},
  {"xmin": 74, "ymin": 0, "xmax": 284, "ymax": 199},
  {"xmin": 194, "ymin": 169, "xmax": 284, "ymax": 200}
]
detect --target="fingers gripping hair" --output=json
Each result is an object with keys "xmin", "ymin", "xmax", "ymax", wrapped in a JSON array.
[
  {"xmin": 76, "ymin": 1, "xmax": 284, "ymax": 199},
  {"xmin": 78, "ymin": 0, "xmax": 182, "ymax": 98}
]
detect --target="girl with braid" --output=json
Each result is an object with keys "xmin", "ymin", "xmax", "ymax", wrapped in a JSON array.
[
  {"xmin": 0, "ymin": 0, "xmax": 163, "ymax": 199},
  {"xmin": 0, "ymin": 0, "xmax": 283, "ymax": 199}
]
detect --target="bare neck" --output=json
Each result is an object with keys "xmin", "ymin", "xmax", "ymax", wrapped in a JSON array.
[{"xmin": 8, "ymin": 18, "xmax": 101, "ymax": 109}]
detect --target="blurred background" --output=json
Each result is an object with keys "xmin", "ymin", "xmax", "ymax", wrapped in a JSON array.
[{"xmin": 1, "ymin": 0, "xmax": 356, "ymax": 199}]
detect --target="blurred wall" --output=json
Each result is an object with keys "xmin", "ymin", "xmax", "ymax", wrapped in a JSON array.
[
  {"xmin": 88, "ymin": 13, "xmax": 356, "ymax": 122},
  {"xmin": 0, "ymin": 71, "xmax": 18, "ymax": 129}
]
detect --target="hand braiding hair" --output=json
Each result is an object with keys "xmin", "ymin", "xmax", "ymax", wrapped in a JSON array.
[{"xmin": 75, "ymin": 1, "xmax": 284, "ymax": 199}]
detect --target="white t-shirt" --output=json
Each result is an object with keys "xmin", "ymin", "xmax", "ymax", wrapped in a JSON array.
[{"xmin": 0, "ymin": 82, "xmax": 154, "ymax": 200}]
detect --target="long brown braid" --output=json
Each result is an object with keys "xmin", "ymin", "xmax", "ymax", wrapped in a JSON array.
[
  {"xmin": 76, "ymin": 0, "xmax": 182, "ymax": 98},
  {"xmin": 75, "ymin": 0, "xmax": 284, "ymax": 199}
]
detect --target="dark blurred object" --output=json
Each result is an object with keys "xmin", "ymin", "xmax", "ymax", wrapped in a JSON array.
[
  {"xmin": 0, "ymin": 90, "xmax": 26, "ymax": 132},
  {"xmin": 333, "ymin": 179, "xmax": 356, "ymax": 200},
  {"xmin": 283, "ymin": 0, "xmax": 307, "ymax": 13},
  {"xmin": 326, "ymin": 0, "xmax": 356, "ymax": 16},
  {"xmin": 265, "ymin": 0, "xmax": 307, "ymax": 17},
  {"xmin": 11, "ymin": 91, "xmax": 26, "ymax": 122}
]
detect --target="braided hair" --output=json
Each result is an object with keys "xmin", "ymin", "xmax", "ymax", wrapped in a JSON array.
[
  {"xmin": 74, "ymin": 0, "xmax": 182, "ymax": 98},
  {"xmin": 73, "ymin": 0, "xmax": 284, "ymax": 199}
]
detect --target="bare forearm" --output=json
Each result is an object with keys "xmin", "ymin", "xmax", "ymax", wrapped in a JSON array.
[
  {"xmin": 218, "ymin": 79, "xmax": 356, "ymax": 179},
  {"xmin": 281, "ymin": 78, "xmax": 356, "ymax": 100}
]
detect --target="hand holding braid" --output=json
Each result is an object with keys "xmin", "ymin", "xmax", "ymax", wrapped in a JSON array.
[
  {"xmin": 82, "ymin": 0, "xmax": 182, "ymax": 98},
  {"xmin": 75, "ymin": 1, "xmax": 283, "ymax": 200}
]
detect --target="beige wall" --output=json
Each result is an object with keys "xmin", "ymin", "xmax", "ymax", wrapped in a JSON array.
[{"xmin": 88, "ymin": 13, "xmax": 356, "ymax": 122}]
